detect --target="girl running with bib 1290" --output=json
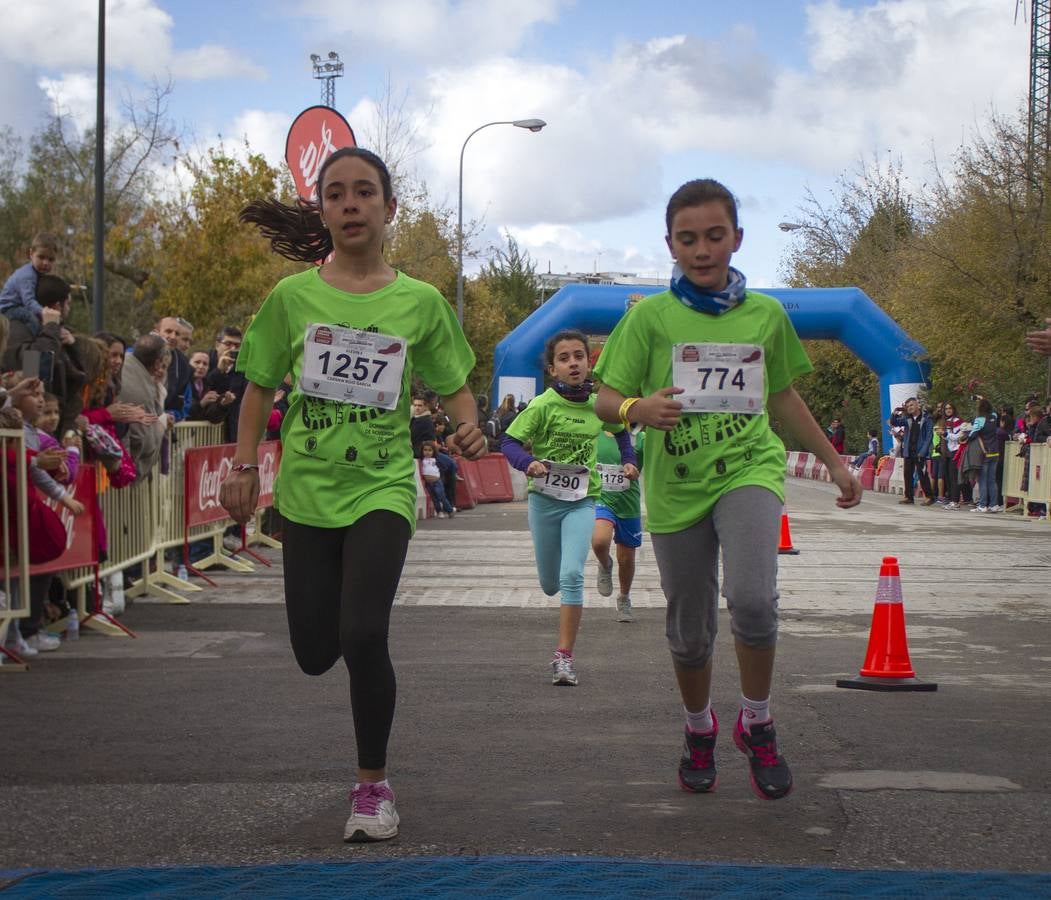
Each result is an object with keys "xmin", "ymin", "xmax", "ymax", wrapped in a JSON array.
[
  {"xmin": 219, "ymin": 147, "xmax": 486, "ymax": 843},
  {"xmin": 594, "ymin": 179, "xmax": 861, "ymax": 801},
  {"xmin": 501, "ymin": 330, "xmax": 638, "ymax": 686}
]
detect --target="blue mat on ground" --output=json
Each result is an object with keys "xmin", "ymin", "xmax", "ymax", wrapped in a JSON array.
[{"xmin": 1, "ymin": 856, "xmax": 1048, "ymax": 898}]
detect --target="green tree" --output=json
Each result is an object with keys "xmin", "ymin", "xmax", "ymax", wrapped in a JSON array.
[
  {"xmin": 477, "ymin": 232, "xmax": 540, "ymax": 333},
  {"xmin": 153, "ymin": 146, "xmax": 300, "ymax": 344},
  {"xmin": 0, "ymin": 85, "xmax": 178, "ymax": 337},
  {"xmin": 780, "ymin": 157, "xmax": 917, "ymax": 445}
]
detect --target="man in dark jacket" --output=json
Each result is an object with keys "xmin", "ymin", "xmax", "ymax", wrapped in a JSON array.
[
  {"xmin": 204, "ymin": 326, "xmax": 246, "ymax": 443},
  {"xmin": 154, "ymin": 316, "xmax": 192, "ymax": 422},
  {"xmin": 889, "ymin": 397, "xmax": 935, "ymax": 505}
]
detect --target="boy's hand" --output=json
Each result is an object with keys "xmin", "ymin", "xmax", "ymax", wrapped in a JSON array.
[
  {"xmin": 635, "ymin": 387, "xmax": 684, "ymax": 431},
  {"xmin": 623, "ymin": 463, "xmax": 640, "ymax": 480},
  {"xmin": 41, "ymin": 307, "xmax": 62, "ymax": 326},
  {"xmin": 830, "ymin": 466, "xmax": 863, "ymax": 509}
]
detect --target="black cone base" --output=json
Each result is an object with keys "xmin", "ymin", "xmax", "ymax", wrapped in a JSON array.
[{"xmin": 836, "ymin": 675, "xmax": 938, "ymax": 692}]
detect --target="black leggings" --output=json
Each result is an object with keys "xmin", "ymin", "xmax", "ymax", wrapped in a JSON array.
[{"xmin": 281, "ymin": 510, "xmax": 411, "ymax": 770}]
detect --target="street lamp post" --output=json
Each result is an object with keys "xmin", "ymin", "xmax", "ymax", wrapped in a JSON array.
[{"xmin": 456, "ymin": 118, "xmax": 546, "ymax": 325}]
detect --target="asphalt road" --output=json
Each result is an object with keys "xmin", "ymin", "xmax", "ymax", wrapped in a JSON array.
[{"xmin": 2, "ymin": 479, "xmax": 1049, "ymax": 875}]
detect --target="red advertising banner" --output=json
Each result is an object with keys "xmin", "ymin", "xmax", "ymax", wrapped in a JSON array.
[
  {"xmin": 30, "ymin": 465, "xmax": 98, "ymax": 576},
  {"xmin": 183, "ymin": 442, "xmax": 281, "ymax": 530},
  {"xmin": 285, "ymin": 105, "xmax": 356, "ymax": 202}
]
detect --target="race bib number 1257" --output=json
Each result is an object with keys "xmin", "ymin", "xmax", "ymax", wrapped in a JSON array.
[{"xmin": 299, "ymin": 324, "xmax": 407, "ymax": 410}]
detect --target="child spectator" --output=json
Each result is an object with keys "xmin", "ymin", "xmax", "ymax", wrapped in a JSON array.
[
  {"xmin": 850, "ymin": 429, "xmax": 879, "ymax": 470},
  {"xmin": 9, "ymin": 378, "xmax": 83, "ymax": 653},
  {"xmin": 420, "ymin": 440, "xmax": 454, "ymax": 518},
  {"xmin": 0, "ymin": 232, "xmax": 58, "ymax": 323}
]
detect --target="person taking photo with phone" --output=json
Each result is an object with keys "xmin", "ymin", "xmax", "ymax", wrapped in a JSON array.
[
  {"xmin": 204, "ymin": 326, "xmax": 246, "ymax": 443},
  {"xmin": 1, "ymin": 273, "xmax": 87, "ymax": 436}
]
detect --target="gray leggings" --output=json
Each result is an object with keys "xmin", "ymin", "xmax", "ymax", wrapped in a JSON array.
[{"xmin": 650, "ymin": 486, "xmax": 782, "ymax": 668}]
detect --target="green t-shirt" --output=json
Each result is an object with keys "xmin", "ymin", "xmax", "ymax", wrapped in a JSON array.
[
  {"xmin": 505, "ymin": 389, "xmax": 622, "ymax": 499},
  {"xmin": 597, "ymin": 430, "xmax": 644, "ymax": 519},
  {"xmin": 237, "ymin": 268, "xmax": 475, "ymax": 530},
  {"xmin": 593, "ymin": 289, "xmax": 812, "ymax": 533}
]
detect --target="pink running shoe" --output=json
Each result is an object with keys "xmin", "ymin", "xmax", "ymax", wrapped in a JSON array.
[
  {"xmin": 732, "ymin": 711, "xmax": 793, "ymax": 801},
  {"xmin": 677, "ymin": 710, "xmax": 719, "ymax": 793},
  {"xmin": 344, "ymin": 781, "xmax": 400, "ymax": 842}
]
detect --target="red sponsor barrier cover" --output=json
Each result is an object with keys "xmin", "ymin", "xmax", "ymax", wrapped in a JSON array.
[
  {"xmin": 184, "ymin": 442, "xmax": 281, "ymax": 529},
  {"xmin": 285, "ymin": 105, "xmax": 356, "ymax": 202},
  {"xmin": 472, "ymin": 453, "xmax": 515, "ymax": 503},
  {"xmin": 29, "ymin": 465, "xmax": 97, "ymax": 576},
  {"xmin": 454, "ymin": 471, "xmax": 478, "ymax": 510}
]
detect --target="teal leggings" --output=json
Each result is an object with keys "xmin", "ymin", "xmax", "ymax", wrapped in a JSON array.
[{"xmin": 527, "ymin": 492, "xmax": 596, "ymax": 606}]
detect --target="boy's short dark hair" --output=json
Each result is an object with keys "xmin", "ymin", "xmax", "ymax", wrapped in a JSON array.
[
  {"xmin": 36, "ymin": 274, "xmax": 70, "ymax": 309},
  {"xmin": 30, "ymin": 232, "xmax": 59, "ymax": 253}
]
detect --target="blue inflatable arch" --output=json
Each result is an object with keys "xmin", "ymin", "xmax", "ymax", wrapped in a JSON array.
[{"xmin": 491, "ymin": 285, "xmax": 930, "ymax": 451}]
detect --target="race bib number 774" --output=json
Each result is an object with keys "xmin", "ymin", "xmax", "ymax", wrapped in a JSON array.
[
  {"xmin": 299, "ymin": 324, "xmax": 407, "ymax": 410},
  {"xmin": 672, "ymin": 343, "xmax": 764, "ymax": 414}
]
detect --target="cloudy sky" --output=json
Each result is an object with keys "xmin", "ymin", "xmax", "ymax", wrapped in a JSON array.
[{"xmin": 0, "ymin": 0, "xmax": 1031, "ymax": 287}]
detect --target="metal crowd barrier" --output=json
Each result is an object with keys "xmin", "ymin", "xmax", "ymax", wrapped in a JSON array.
[
  {"xmin": 0, "ymin": 428, "xmax": 30, "ymax": 670},
  {"xmin": 1002, "ymin": 440, "xmax": 1051, "ymax": 521},
  {"xmin": 52, "ymin": 421, "xmax": 281, "ymax": 636}
]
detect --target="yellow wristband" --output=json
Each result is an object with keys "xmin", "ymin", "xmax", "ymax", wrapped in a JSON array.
[{"xmin": 618, "ymin": 397, "xmax": 640, "ymax": 429}]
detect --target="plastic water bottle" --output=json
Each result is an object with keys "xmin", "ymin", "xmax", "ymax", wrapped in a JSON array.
[
  {"xmin": 177, "ymin": 564, "xmax": 189, "ymax": 582},
  {"xmin": 66, "ymin": 606, "xmax": 79, "ymax": 641}
]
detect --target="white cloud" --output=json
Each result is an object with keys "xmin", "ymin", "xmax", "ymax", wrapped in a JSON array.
[
  {"xmin": 225, "ymin": 109, "xmax": 292, "ymax": 164},
  {"xmin": 171, "ymin": 45, "xmax": 266, "ymax": 82},
  {"xmin": 298, "ymin": 0, "xmax": 569, "ymax": 61},
  {"xmin": 399, "ymin": 0, "xmax": 1027, "ymax": 285},
  {"xmin": 37, "ymin": 73, "xmax": 100, "ymax": 134},
  {"xmin": 0, "ymin": 0, "xmax": 262, "ymax": 82}
]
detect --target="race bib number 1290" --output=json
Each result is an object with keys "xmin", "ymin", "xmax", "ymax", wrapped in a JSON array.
[
  {"xmin": 299, "ymin": 324, "xmax": 407, "ymax": 410},
  {"xmin": 533, "ymin": 461, "xmax": 589, "ymax": 501}
]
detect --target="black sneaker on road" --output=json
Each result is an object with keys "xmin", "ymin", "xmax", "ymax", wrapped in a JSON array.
[
  {"xmin": 678, "ymin": 711, "xmax": 718, "ymax": 793},
  {"xmin": 733, "ymin": 712, "xmax": 793, "ymax": 800}
]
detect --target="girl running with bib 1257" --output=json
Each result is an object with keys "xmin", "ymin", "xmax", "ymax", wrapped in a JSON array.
[
  {"xmin": 501, "ymin": 330, "xmax": 638, "ymax": 687},
  {"xmin": 219, "ymin": 147, "xmax": 486, "ymax": 844},
  {"xmin": 594, "ymin": 179, "xmax": 861, "ymax": 801}
]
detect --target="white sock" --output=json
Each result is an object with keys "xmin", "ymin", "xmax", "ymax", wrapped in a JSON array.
[
  {"xmin": 740, "ymin": 695, "xmax": 771, "ymax": 727},
  {"xmin": 684, "ymin": 703, "xmax": 714, "ymax": 734}
]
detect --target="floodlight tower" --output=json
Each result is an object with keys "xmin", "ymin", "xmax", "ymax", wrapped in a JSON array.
[
  {"xmin": 1022, "ymin": 1, "xmax": 1051, "ymax": 175},
  {"xmin": 310, "ymin": 51, "xmax": 344, "ymax": 108}
]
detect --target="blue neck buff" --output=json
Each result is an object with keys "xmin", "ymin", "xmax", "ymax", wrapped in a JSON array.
[
  {"xmin": 670, "ymin": 264, "xmax": 747, "ymax": 316},
  {"xmin": 552, "ymin": 379, "xmax": 594, "ymax": 403}
]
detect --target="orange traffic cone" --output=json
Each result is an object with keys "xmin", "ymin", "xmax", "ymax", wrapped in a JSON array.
[
  {"xmin": 837, "ymin": 556, "xmax": 937, "ymax": 692},
  {"xmin": 777, "ymin": 506, "xmax": 799, "ymax": 555}
]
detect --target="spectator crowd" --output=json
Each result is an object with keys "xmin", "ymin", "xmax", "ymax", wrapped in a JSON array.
[{"xmin": 0, "ymin": 232, "xmax": 253, "ymax": 659}]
